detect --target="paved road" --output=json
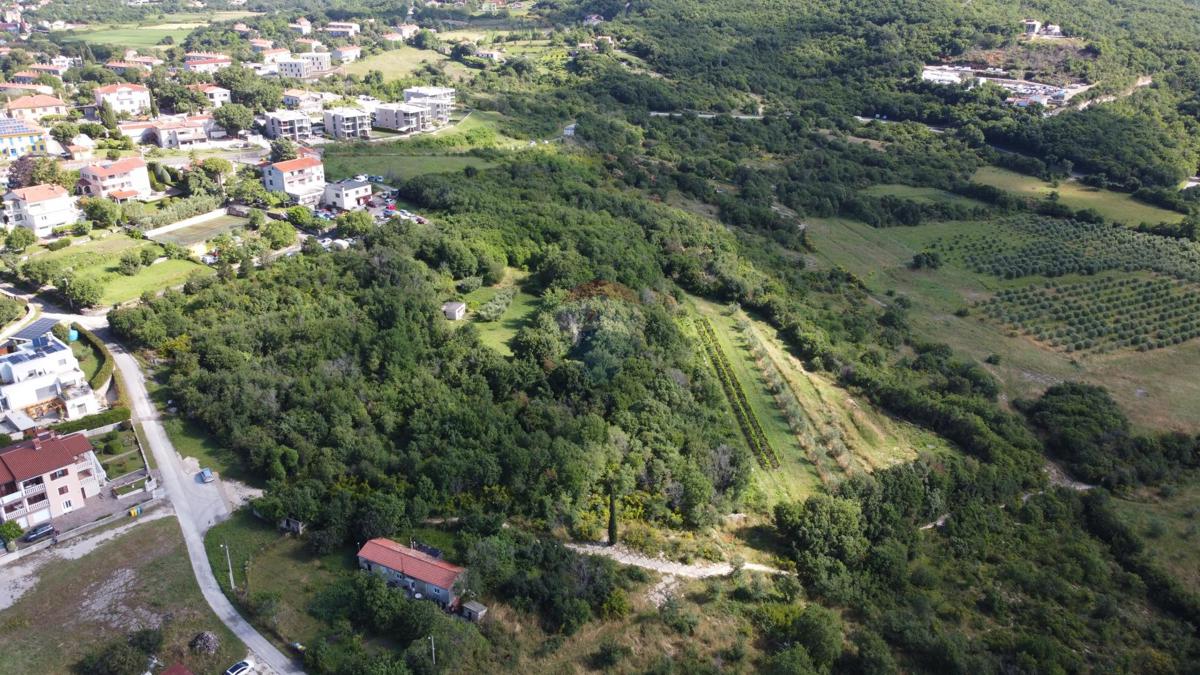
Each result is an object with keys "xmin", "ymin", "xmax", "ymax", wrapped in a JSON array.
[{"xmin": 2, "ymin": 288, "xmax": 303, "ymax": 674}]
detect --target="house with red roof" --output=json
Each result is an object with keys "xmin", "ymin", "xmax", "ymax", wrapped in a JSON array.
[
  {"xmin": 79, "ymin": 157, "xmax": 152, "ymax": 201},
  {"xmin": 3, "ymin": 183, "xmax": 81, "ymax": 237},
  {"xmin": 0, "ymin": 431, "xmax": 107, "ymax": 529},
  {"xmin": 262, "ymin": 155, "xmax": 325, "ymax": 206},
  {"xmin": 4, "ymin": 94, "xmax": 66, "ymax": 123},
  {"xmin": 357, "ymin": 538, "xmax": 467, "ymax": 609},
  {"xmin": 93, "ymin": 83, "xmax": 151, "ymax": 116},
  {"xmin": 187, "ymin": 83, "xmax": 231, "ymax": 110}
]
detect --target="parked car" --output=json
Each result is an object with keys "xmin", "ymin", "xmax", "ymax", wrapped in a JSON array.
[
  {"xmin": 224, "ymin": 660, "xmax": 254, "ymax": 675},
  {"xmin": 289, "ymin": 642, "xmax": 306, "ymax": 654},
  {"xmin": 199, "ymin": 468, "xmax": 215, "ymax": 483},
  {"xmin": 22, "ymin": 523, "xmax": 58, "ymax": 543}
]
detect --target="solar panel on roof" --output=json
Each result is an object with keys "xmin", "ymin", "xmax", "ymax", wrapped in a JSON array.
[{"xmin": 11, "ymin": 318, "xmax": 60, "ymax": 342}]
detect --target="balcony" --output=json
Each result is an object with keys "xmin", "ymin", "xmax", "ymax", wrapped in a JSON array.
[
  {"xmin": 22, "ymin": 482, "xmax": 45, "ymax": 497},
  {"xmin": 26, "ymin": 499, "xmax": 48, "ymax": 513},
  {"xmin": 1, "ymin": 490, "xmax": 22, "ymax": 506}
]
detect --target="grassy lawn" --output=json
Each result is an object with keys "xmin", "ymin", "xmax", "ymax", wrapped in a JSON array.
[
  {"xmin": 28, "ymin": 232, "xmax": 212, "ymax": 305},
  {"xmin": 973, "ymin": 166, "xmax": 1185, "ymax": 225},
  {"xmin": 0, "ymin": 516, "xmax": 246, "ymax": 674},
  {"xmin": 323, "ymin": 151, "xmax": 497, "ymax": 183},
  {"xmin": 1113, "ymin": 483, "xmax": 1200, "ymax": 595},
  {"xmin": 805, "ymin": 216, "xmax": 1200, "ymax": 433},
  {"xmin": 64, "ymin": 26, "xmax": 193, "ymax": 48},
  {"xmin": 101, "ymin": 450, "xmax": 144, "ymax": 479},
  {"xmin": 462, "ymin": 269, "xmax": 540, "ymax": 356},
  {"xmin": 163, "ymin": 416, "xmax": 258, "ymax": 485},
  {"xmin": 71, "ymin": 337, "xmax": 103, "ymax": 383},
  {"xmin": 345, "ymin": 46, "xmax": 450, "ymax": 79},
  {"xmin": 864, "ymin": 183, "xmax": 988, "ymax": 208},
  {"xmin": 205, "ymin": 509, "xmax": 358, "ymax": 650},
  {"xmin": 151, "ymin": 215, "xmax": 249, "ymax": 247}
]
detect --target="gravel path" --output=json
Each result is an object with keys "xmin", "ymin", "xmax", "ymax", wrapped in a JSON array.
[{"xmin": 565, "ymin": 542, "xmax": 784, "ymax": 578}]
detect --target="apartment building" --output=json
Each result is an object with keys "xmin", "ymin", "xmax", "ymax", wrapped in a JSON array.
[
  {"xmin": 0, "ymin": 323, "xmax": 101, "ymax": 423},
  {"xmin": 151, "ymin": 118, "xmax": 210, "ymax": 149},
  {"xmin": 289, "ymin": 16, "xmax": 312, "ymax": 35},
  {"xmin": 323, "ymin": 21, "xmax": 360, "ymax": 37},
  {"xmin": 79, "ymin": 157, "xmax": 152, "ymax": 201},
  {"xmin": 184, "ymin": 56, "xmax": 233, "ymax": 74},
  {"xmin": 403, "ymin": 86, "xmax": 455, "ymax": 124},
  {"xmin": 262, "ymin": 156, "xmax": 325, "ymax": 206},
  {"xmin": 322, "ymin": 107, "xmax": 370, "ymax": 141},
  {"xmin": 333, "ymin": 45, "xmax": 362, "ymax": 63},
  {"xmin": 249, "ymin": 38, "xmax": 274, "ymax": 52},
  {"xmin": 281, "ymin": 88, "xmax": 333, "ymax": 112},
  {"xmin": 187, "ymin": 84, "xmax": 230, "ymax": 109},
  {"xmin": 2, "ymin": 184, "xmax": 81, "ymax": 238},
  {"xmin": 0, "ymin": 118, "xmax": 46, "ymax": 159},
  {"xmin": 93, "ymin": 83, "xmax": 151, "ymax": 116},
  {"xmin": 277, "ymin": 58, "xmax": 314, "ymax": 80},
  {"xmin": 4, "ymin": 94, "xmax": 67, "ymax": 123},
  {"xmin": 0, "ymin": 431, "xmax": 107, "ymax": 529},
  {"xmin": 104, "ymin": 61, "xmax": 152, "ymax": 76},
  {"xmin": 373, "ymin": 102, "xmax": 431, "ymax": 133},
  {"xmin": 261, "ymin": 48, "xmax": 291, "ymax": 65},
  {"xmin": 322, "ymin": 179, "xmax": 371, "ymax": 210},
  {"xmin": 264, "ymin": 110, "xmax": 313, "ymax": 141}
]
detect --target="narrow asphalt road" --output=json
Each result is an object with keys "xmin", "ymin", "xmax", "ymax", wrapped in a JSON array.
[{"xmin": 3, "ymin": 287, "xmax": 303, "ymax": 674}]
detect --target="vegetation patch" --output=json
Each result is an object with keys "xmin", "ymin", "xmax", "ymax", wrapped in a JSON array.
[{"xmin": 972, "ymin": 166, "xmax": 1185, "ymax": 225}]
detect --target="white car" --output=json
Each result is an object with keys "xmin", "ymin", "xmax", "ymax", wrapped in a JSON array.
[{"xmin": 224, "ymin": 660, "xmax": 254, "ymax": 675}]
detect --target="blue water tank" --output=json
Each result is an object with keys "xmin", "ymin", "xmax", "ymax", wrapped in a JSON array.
[{"xmin": 68, "ymin": 329, "xmax": 78, "ymax": 342}]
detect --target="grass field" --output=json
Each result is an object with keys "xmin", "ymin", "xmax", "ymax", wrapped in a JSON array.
[
  {"xmin": 344, "ymin": 46, "xmax": 473, "ymax": 81},
  {"xmin": 62, "ymin": 11, "xmax": 258, "ymax": 48},
  {"xmin": 973, "ymin": 166, "xmax": 1185, "ymax": 225},
  {"xmin": 864, "ymin": 183, "xmax": 987, "ymax": 208},
  {"xmin": 1113, "ymin": 484, "xmax": 1200, "ymax": 595},
  {"xmin": 71, "ymin": 337, "xmax": 103, "ymax": 383},
  {"xmin": 163, "ymin": 416, "xmax": 258, "ymax": 485},
  {"xmin": 462, "ymin": 268, "xmax": 539, "ymax": 356},
  {"xmin": 689, "ymin": 296, "xmax": 949, "ymax": 506},
  {"xmin": 323, "ymin": 151, "xmax": 497, "ymax": 183},
  {"xmin": 27, "ymin": 232, "xmax": 212, "ymax": 305},
  {"xmin": 0, "ymin": 516, "xmax": 245, "ymax": 674},
  {"xmin": 805, "ymin": 216, "xmax": 1200, "ymax": 433},
  {"xmin": 151, "ymin": 215, "xmax": 249, "ymax": 247}
]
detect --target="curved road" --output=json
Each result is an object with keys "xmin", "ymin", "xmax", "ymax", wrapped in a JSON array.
[{"xmin": 7, "ymin": 290, "xmax": 303, "ymax": 674}]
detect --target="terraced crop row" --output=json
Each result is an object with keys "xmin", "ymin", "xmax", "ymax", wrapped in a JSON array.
[{"xmin": 695, "ymin": 317, "xmax": 780, "ymax": 469}]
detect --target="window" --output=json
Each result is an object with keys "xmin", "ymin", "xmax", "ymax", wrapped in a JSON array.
[
  {"xmin": 58, "ymin": 486, "xmax": 68, "ymax": 495},
  {"xmin": 49, "ymin": 469, "xmax": 67, "ymax": 480}
]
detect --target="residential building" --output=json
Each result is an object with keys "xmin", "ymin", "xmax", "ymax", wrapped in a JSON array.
[
  {"xmin": 79, "ymin": 157, "xmax": 152, "ymax": 201},
  {"xmin": 297, "ymin": 51, "xmax": 332, "ymax": 72},
  {"xmin": 322, "ymin": 107, "xmax": 370, "ymax": 140},
  {"xmin": 104, "ymin": 60, "xmax": 152, "ymax": 75},
  {"xmin": 373, "ymin": 102, "xmax": 431, "ymax": 133},
  {"xmin": 263, "ymin": 109, "xmax": 313, "ymax": 141},
  {"xmin": 249, "ymin": 38, "xmax": 273, "ymax": 52},
  {"xmin": 332, "ymin": 45, "xmax": 361, "ymax": 63},
  {"xmin": 151, "ymin": 117, "xmax": 210, "ymax": 149},
  {"xmin": 0, "ymin": 82, "xmax": 53, "ymax": 97},
  {"xmin": 232, "ymin": 22, "xmax": 254, "ymax": 36},
  {"xmin": 381, "ymin": 32, "xmax": 407, "ymax": 43},
  {"xmin": 476, "ymin": 49, "xmax": 505, "ymax": 63},
  {"xmin": 127, "ymin": 55, "xmax": 165, "ymax": 69},
  {"xmin": 323, "ymin": 21, "xmax": 359, "ymax": 38},
  {"xmin": 3, "ymin": 94, "xmax": 66, "ymax": 123},
  {"xmin": 281, "ymin": 88, "xmax": 329, "ymax": 112},
  {"xmin": 278, "ymin": 58, "xmax": 317, "ymax": 80},
  {"xmin": 357, "ymin": 538, "xmax": 466, "ymax": 609},
  {"xmin": 0, "ymin": 118, "xmax": 46, "ymax": 158},
  {"xmin": 321, "ymin": 178, "xmax": 371, "ymax": 210},
  {"xmin": 0, "ymin": 431, "xmax": 107, "ymax": 529},
  {"xmin": 116, "ymin": 121, "xmax": 157, "ymax": 145},
  {"xmin": 184, "ymin": 56, "xmax": 233, "ymax": 74},
  {"xmin": 93, "ymin": 83, "xmax": 151, "ymax": 116},
  {"xmin": 2, "ymin": 184, "xmax": 80, "ymax": 237},
  {"xmin": 261, "ymin": 156, "xmax": 325, "ymax": 206},
  {"xmin": 403, "ymin": 86, "xmax": 455, "ymax": 124},
  {"xmin": 10, "ymin": 71, "xmax": 41, "ymax": 85},
  {"xmin": 294, "ymin": 37, "xmax": 323, "ymax": 52},
  {"xmin": 260, "ymin": 47, "xmax": 291, "ymax": 65},
  {"xmin": 395, "ymin": 23, "xmax": 420, "ymax": 40},
  {"xmin": 0, "ymin": 322, "xmax": 102, "ymax": 423},
  {"xmin": 289, "ymin": 16, "xmax": 312, "ymax": 35},
  {"xmin": 28, "ymin": 63, "xmax": 66, "ymax": 79},
  {"xmin": 187, "ymin": 83, "xmax": 230, "ymax": 109},
  {"xmin": 184, "ymin": 51, "xmax": 229, "ymax": 62}
]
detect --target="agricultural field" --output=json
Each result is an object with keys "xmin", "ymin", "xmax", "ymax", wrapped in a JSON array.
[
  {"xmin": 805, "ymin": 216, "xmax": 1200, "ymax": 433},
  {"xmin": 689, "ymin": 296, "xmax": 949, "ymax": 506},
  {"xmin": 322, "ymin": 150, "xmax": 498, "ymax": 183},
  {"xmin": 151, "ymin": 214, "xmax": 249, "ymax": 248},
  {"xmin": 0, "ymin": 515, "xmax": 245, "ymax": 674},
  {"xmin": 61, "ymin": 11, "xmax": 259, "ymax": 49},
  {"xmin": 23, "ymin": 232, "xmax": 213, "ymax": 306},
  {"xmin": 343, "ymin": 46, "xmax": 473, "ymax": 82},
  {"xmin": 1112, "ymin": 483, "xmax": 1200, "ymax": 595},
  {"xmin": 972, "ymin": 166, "xmax": 1185, "ymax": 225}
]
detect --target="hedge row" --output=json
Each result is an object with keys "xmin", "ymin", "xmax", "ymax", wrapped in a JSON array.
[
  {"xmin": 71, "ymin": 323, "xmax": 125, "ymax": 406},
  {"xmin": 695, "ymin": 317, "xmax": 779, "ymax": 469},
  {"xmin": 54, "ymin": 407, "xmax": 131, "ymax": 434}
]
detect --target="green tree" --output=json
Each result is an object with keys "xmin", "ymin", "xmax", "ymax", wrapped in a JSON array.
[
  {"xmin": 81, "ymin": 197, "xmax": 122, "ymax": 227},
  {"xmin": 269, "ymin": 138, "xmax": 297, "ymax": 162},
  {"xmin": 261, "ymin": 219, "xmax": 296, "ymax": 249},
  {"xmin": 118, "ymin": 250, "xmax": 143, "ymax": 276},
  {"xmin": 335, "ymin": 209, "xmax": 374, "ymax": 236},
  {"xmin": 50, "ymin": 121, "xmax": 79, "ymax": 145},
  {"xmin": 213, "ymin": 103, "xmax": 254, "ymax": 136},
  {"xmin": 285, "ymin": 206, "xmax": 314, "ymax": 229},
  {"xmin": 99, "ymin": 100, "xmax": 118, "ymax": 131},
  {"xmin": 774, "ymin": 495, "xmax": 868, "ymax": 581},
  {"xmin": 63, "ymin": 275, "xmax": 103, "ymax": 308},
  {"xmin": 5, "ymin": 227, "xmax": 35, "ymax": 251}
]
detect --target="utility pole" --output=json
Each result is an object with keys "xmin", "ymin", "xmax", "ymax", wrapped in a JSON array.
[
  {"xmin": 222, "ymin": 541, "xmax": 235, "ymax": 591},
  {"xmin": 429, "ymin": 635, "xmax": 436, "ymax": 667}
]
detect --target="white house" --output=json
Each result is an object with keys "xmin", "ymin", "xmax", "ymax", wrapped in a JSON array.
[
  {"xmin": 2, "ymin": 184, "xmax": 80, "ymax": 237},
  {"xmin": 298, "ymin": 51, "xmax": 332, "ymax": 71},
  {"xmin": 289, "ymin": 17, "xmax": 312, "ymax": 34},
  {"xmin": 263, "ymin": 109, "xmax": 313, "ymax": 141},
  {"xmin": 184, "ymin": 55, "xmax": 233, "ymax": 73},
  {"xmin": 79, "ymin": 157, "xmax": 152, "ymax": 201},
  {"xmin": 332, "ymin": 45, "xmax": 362, "ymax": 63},
  {"xmin": 282, "ymin": 88, "xmax": 333, "ymax": 112},
  {"xmin": 323, "ymin": 21, "xmax": 359, "ymax": 37},
  {"xmin": 261, "ymin": 48, "xmax": 291, "ymax": 65},
  {"xmin": 403, "ymin": 86, "xmax": 455, "ymax": 124},
  {"xmin": 93, "ymin": 83, "xmax": 151, "ymax": 116},
  {"xmin": 4, "ymin": 94, "xmax": 67, "ymax": 123},
  {"xmin": 442, "ymin": 301, "xmax": 466, "ymax": 321},
  {"xmin": 321, "ymin": 179, "xmax": 371, "ymax": 210},
  {"xmin": 322, "ymin": 107, "xmax": 370, "ymax": 140},
  {"xmin": 187, "ymin": 83, "xmax": 230, "ymax": 109},
  {"xmin": 0, "ymin": 325, "xmax": 101, "ymax": 422},
  {"xmin": 262, "ymin": 156, "xmax": 325, "ymax": 205}
]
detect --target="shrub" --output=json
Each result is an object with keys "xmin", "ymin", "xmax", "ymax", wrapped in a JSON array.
[{"xmin": 46, "ymin": 237, "xmax": 72, "ymax": 251}]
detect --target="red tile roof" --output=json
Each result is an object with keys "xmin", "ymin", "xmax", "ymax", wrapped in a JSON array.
[
  {"xmin": 8, "ymin": 183, "xmax": 67, "ymax": 203},
  {"xmin": 357, "ymin": 538, "xmax": 465, "ymax": 590},
  {"xmin": 270, "ymin": 156, "xmax": 321, "ymax": 172},
  {"xmin": 5, "ymin": 94, "xmax": 65, "ymax": 109},
  {"xmin": 83, "ymin": 157, "xmax": 147, "ymax": 177},
  {"xmin": 94, "ymin": 83, "xmax": 148, "ymax": 95},
  {"xmin": 0, "ymin": 432, "xmax": 93, "ymax": 485},
  {"xmin": 108, "ymin": 189, "xmax": 140, "ymax": 199}
]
